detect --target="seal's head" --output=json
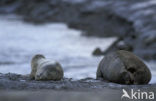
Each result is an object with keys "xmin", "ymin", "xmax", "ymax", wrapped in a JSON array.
[
  {"xmin": 35, "ymin": 62, "xmax": 63, "ymax": 81},
  {"xmin": 117, "ymin": 50, "xmax": 151, "ymax": 84},
  {"xmin": 120, "ymin": 71, "xmax": 134, "ymax": 85},
  {"xmin": 31, "ymin": 54, "xmax": 45, "ymax": 67},
  {"xmin": 30, "ymin": 54, "xmax": 45, "ymax": 79},
  {"xmin": 32, "ymin": 54, "xmax": 45, "ymax": 63},
  {"xmin": 120, "ymin": 66, "xmax": 151, "ymax": 85}
]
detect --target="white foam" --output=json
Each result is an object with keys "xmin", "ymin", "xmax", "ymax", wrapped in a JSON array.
[
  {"xmin": 131, "ymin": 0, "xmax": 156, "ymax": 10},
  {"xmin": 146, "ymin": 61, "xmax": 156, "ymax": 84}
]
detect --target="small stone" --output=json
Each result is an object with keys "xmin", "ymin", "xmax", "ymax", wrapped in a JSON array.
[
  {"xmin": 92, "ymin": 47, "xmax": 104, "ymax": 56},
  {"xmin": 116, "ymin": 41, "xmax": 133, "ymax": 51}
]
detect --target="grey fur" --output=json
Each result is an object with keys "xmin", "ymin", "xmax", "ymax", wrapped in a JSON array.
[{"xmin": 97, "ymin": 50, "xmax": 151, "ymax": 85}]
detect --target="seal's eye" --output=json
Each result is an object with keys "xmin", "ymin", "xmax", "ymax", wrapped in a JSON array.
[{"xmin": 128, "ymin": 68, "xmax": 136, "ymax": 73}]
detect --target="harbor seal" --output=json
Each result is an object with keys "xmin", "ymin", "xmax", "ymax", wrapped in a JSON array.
[
  {"xmin": 96, "ymin": 50, "xmax": 151, "ymax": 85},
  {"xmin": 30, "ymin": 54, "xmax": 64, "ymax": 81}
]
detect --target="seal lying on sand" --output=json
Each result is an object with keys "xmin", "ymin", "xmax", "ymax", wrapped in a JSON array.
[
  {"xmin": 96, "ymin": 50, "xmax": 151, "ymax": 85},
  {"xmin": 30, "ymin": 54, "xmax": 64, "ymax": 81}
]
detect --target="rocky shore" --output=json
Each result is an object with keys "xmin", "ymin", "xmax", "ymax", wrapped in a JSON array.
[
  {"xmin": 0, "ymin": 0, "xmax": 156, "ymax": 60},
  {"xmin": 0, "ymin": 73, "xmax": 156, "ymax": 90},
  {"xmin": 0, "ymin": 73, "xmax": 156, "ymax": 101}
]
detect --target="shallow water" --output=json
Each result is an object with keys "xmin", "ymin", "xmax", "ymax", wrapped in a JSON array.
[{"xmin": 0, "ymin": 15, "xmax": 155, "ymax": 84}]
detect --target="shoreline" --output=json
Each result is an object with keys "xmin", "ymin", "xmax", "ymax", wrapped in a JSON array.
[
  {"xmin": 0, "ymin": 73, "xmax": 156, "ymax": 90},
  {"xmin": 0, "ymin": 73, "xmax": 156, "ymax": 101}
]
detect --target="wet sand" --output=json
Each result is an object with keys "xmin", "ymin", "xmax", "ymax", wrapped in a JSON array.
[
  {"xmin": 1, "ymin": 87, "xmax": 156, "ymax": 101},
  {"xmin": 0, "ymin": 89, "xmax": 121, "ymax": 101}
]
